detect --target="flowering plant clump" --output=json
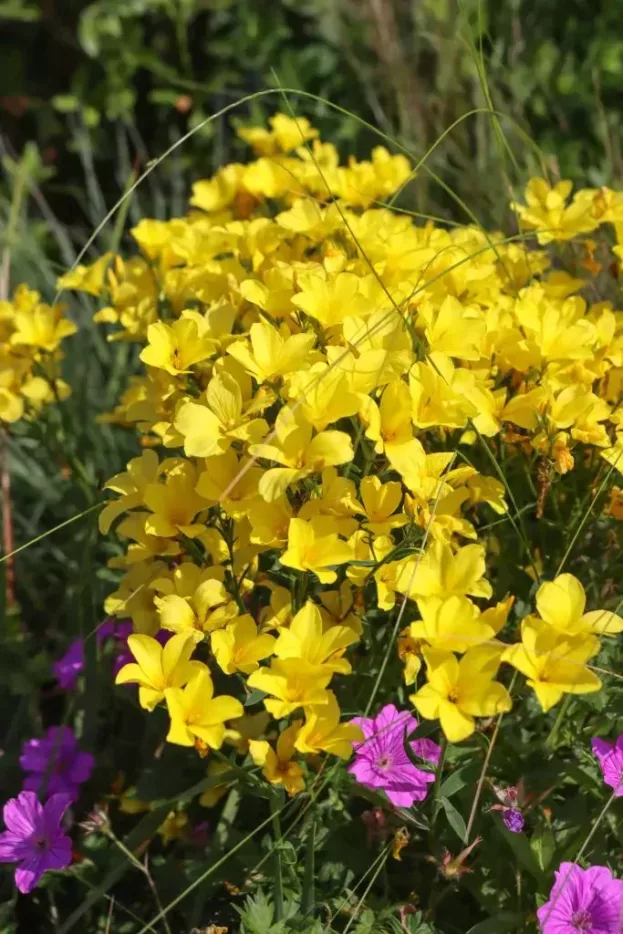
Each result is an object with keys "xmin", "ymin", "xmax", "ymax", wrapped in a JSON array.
[
  {"xmin": 0, "ymin": 285, "xmax": 76, "ymax": 425},
  {"xmin": 2, "ymin": 110, "xmax": 623, "ymax": 932}
]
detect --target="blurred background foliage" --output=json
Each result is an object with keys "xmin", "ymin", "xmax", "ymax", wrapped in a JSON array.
[{"xmin": 2, "ymin": 0, "xmax": 623, "ymax": 241}]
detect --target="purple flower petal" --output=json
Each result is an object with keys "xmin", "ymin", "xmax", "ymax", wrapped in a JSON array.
[
  {"xmin": 502, "ymin": 809, "xmax": 524, "ymax": 833},
  {"xmin": 591, "ymin": 734, "xmax": 623, "ymax": 797},
  {"xmin": 0, "ymin": 832, "xmax": 29, "ymax": 862},
  {"xmin": 42, "ymin": 795, "xmax": 72, "ymax": 836},
  {"xmin": 2, "ymin": 792, "xmax": 41, "ymax": 837},
  {"xmin": 0, "ymin": 791, "xmax": 73, "ymax": 894},
  {"xmin": 411, "ymin": 737, "xmax": 441, "ymax": 766},
  {"xmin": 52, "ymin": 640, "xmax": 84, "ymax": 691},
  {"xmin": 19, "ymin": 726, "xmax": 92, "ymax": 802}
]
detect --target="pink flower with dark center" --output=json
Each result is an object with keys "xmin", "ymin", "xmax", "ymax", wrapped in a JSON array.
[
  {"xmin": 537, "ymin": 862, "xmax": 623, "ymax": 933},
  {"xmin": 591, "ymin": 735, "xmax": 623, "ymax": 796},
  {"xmin": 348, "ymin": 704, "xmax": 440, "ymax": 808},
  {"xmin": 0, "ymin": 791, "xmax": 72, "ymax": 894}
]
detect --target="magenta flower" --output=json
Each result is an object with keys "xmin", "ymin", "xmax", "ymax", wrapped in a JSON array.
[
  {"xmin": 537, "ymin": 862, "xmax": 623, "ymax": 933},
  {"xmin": 52, "ymin": 639, "xmax": 84, "ymax": 691},
  {"xmin": 0, "ymin": 791, "xmax": 72, "ymax": 894},
  {"xmin": 592, "ymin": 735, "xmax": 623, "ymax": 796},
  {"xmin": 20, "ymin": 727, "xmax": 94, "ymax": 801},
  {"xmin": 348, "ymin": 704, "xmax": 440, "ymax": 807}
]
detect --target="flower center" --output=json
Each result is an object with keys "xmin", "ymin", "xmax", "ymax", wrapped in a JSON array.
[
  {"xmin": 571, "ymin": 909, "xmax": 593, "ymax": 932},
  {"xmin": 33, "ymin": 834, "xmax": 48, "ymax": 851},
  {"xmin": 376, "ymin": 754, "xmax": 393, "ymax": 771}
]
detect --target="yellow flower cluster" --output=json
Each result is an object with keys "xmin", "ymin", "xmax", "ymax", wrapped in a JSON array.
[
  {"xmin": 0, "ymin": 284, "xmax": 76, "ymax": 424},
  {"xmin": 58, "ymin": 112, "xmax": 623, "ymax": 788}
]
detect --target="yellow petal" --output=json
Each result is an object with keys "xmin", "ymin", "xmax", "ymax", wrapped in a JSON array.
[
  {"xmin": 438, "ymin": 699, "xmax": 474, "ymax": 743},
  {"xmin": 536, "ymin": 574, "xmax": 586, "ymax": 631},
  {"xmin": 126, "ymin": 635, "xmax": 163, "ymax": 689}
]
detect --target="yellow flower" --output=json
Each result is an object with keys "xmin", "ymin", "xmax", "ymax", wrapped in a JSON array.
[
  {"xmin": 143, "ymin": 460, "xmax": 207, "ymax": 538},
  {"xmin": 0, "ymin": 385, "xmax": 24, "ymax": 423},
  {"xmin": 295, "ymin": 691, "xmax": 363, "ymax": 758},
  {"xmin": 397, "ymin": 628, "xmax": 424, "ymax": 685},
  {"xmin": 174, "ymin": 369, "xmax": 269, "ymax": 458},
  {"xmin": 394, "ymin": 540, "xmax": 492, "ymax": 602},
  {"xmin": 287, "ymin": 362, "xmax": 360, "ymax": 432},
  {"xmin": 411, "ymin": 646, "xmax": 511, "ymax": 743},
  {"xmin": 291, "ymin": 271, "xmax": 372, "ymax": 330},
  {"xmin": 249, "ymin": 721, "xmax": 305, "ymax": 796},
  {"xmin": 165, "ymin": 668, "xmax": 244, "ymax": 749},
  {"xmin": 98, "ymin": 449, "xmax": 161, "ymax": 535},
  {"xmin": 57, "ymin": 252, "xmax": 112, "ymax": 297},
  {"xmin": 534, "ymin": 573, "xmax": 623, "ymax": 636},
  {"xmin": 357, "ymin": 476, "xmax": 408, "ymax": 536},
  {"xmin": 502, "ymin": 616, "xmax": 601, "ymax": 711},
  {"xmin": 605, "ymin": 486, "xmax": 623, "ymax": 520},
  {"xmin": 246, "ymin": 658, "xmax": 332, "ymax": 718},
  {"xmin": 298, "ymin": 467, "xmax": 360, "ymax": 537},
  {"xmin": 158, "ymin": 811, "xmax": 189, "ymax": 845},
  {"xmin": 198, "ymin": 760, "xmax": 235, "ymax": 807},
  {"xmin": 250, "ymin": 408, "xmax": 353, "ymax": 502},
  {"xmin": 409, "ymin": 356, "xmax": 477, "ymax": 431},
  {"xmin": 211, "ymin": 615, "xmax": 276, "ymax": 674},
  {"xmin": 104, "ymin": 560, "xmax": 168, "ymax": 634},
  {"xmin": 281, "ymin": 517, "xmax": 352, "ymax": 584},
  {"xmin": 418, "ymin": 296, "xmax": 485, "ymax": 361},
  {"xmin": 112, "ymin": 513, "xmax": 181, "ymax": 564},
  {"xmin": 190, "ymin": 163, "xmax": 245, "ymax": 212},
  {"xmin": 153, "ymin": 562, "xmax": 237, "ymax": 638},
  {"xmin": 273, "ymin": 601, "xmax": 358, "ymax": 674},
  {"xmin": 359, "ymin": 380, "xmax": 418, "ymax": 456},
  {"xmin": 269, "ymin": 112, "xmax": 318, "ymax": 151},
  {"xmin": 139, "ymin": 319, "xmax": 216, "ymax": 375},
  {"xmin": 248, "ymin": 496, "xmax": 293, "ymax": 548},
  {"xmin": 226, "ymin": 318, "xmax": 316, "ymax": 384},
  {"xmin": 511, "ymin": 178, "xmax": 598, "ymax": 244},
  {"xmin": 409, "ymin": 595, "xmax": 510, "ymax": 654},
  {"xmin": 10, "ymin": 300, "xmax": 77, "ymax": 353},
  {"xmin": 194, "ymin": 450, "xmax": 262, "ymax": 519},
  {"xmin": 115, "ymin": 631, "xmax": 204, "ymax": 711},
  {"xmin": 318, "ymin": 581, "xmax": 362, "ymax": 635},
  {"xmin": 224, "ymin": 710, "xmax": 271, "ymax": 754}
]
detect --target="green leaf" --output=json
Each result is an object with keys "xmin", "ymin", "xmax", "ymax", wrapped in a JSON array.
[
  {"xmin": 0, "ymin": 0, "xmax": 40, "ymax": 20},
  {"xmin": 441, "ymin": 797, "xmax": 467, "ymax": 843},
  {"xmin": 440, "ymin": 766, "xmax": 470, "ymax": 799},
  {"xmin": 494, "ymin": 823, "xmax": 546, "ymax": 885},
  {"xmin": 245, "ymin": 688, "xmax": 267, "ymax": 706},
  {"xmin": 465, "ymin": 913, "xmax": 524, "ymax": 934},
  {"xmin": 51, "ymin": 95, "xmax": 80, "ymax": 114},
  {"xmin": 531, "ymin": 822, "xmax": 556, "ymax": 872}
]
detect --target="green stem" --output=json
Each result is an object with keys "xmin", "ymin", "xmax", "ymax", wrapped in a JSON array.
[
  {"xmin": 301, "ymin": 816, "xmax": 315, "ymax": 916},
  {"xmin": 431, "ymin": 737, "xmax": 448, "ymax": 826},
  {"xmin": 270, "ymin": 793, "xmax": 284, "ymax": 922},
  {"xmin": 545, "ymin": 695, "xmax": 571, "ymax": 749}
]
